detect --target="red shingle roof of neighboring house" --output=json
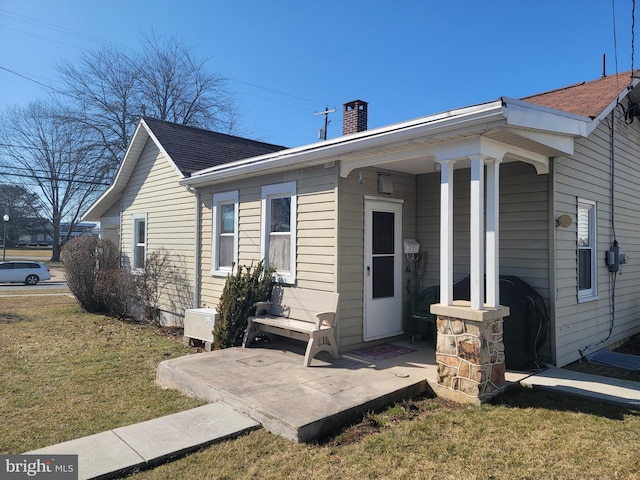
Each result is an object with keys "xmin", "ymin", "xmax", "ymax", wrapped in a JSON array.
[
  {"xmin": 521, "ymin": 71, "xmax": 637, "ymax": 119},
  {"xmin": 142, "ymin": 117, "xmax": 287, "ymax": 177}
]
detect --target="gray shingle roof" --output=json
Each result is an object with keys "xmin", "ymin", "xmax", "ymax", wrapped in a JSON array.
[{"xmin": 142, "ymin": 117, "xmax": 287, "ymax": 176}]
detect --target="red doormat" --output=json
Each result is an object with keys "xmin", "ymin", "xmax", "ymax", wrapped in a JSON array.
[{"xmin": 349, "ymin": 344, "xmax": 416, "ymax": 361}]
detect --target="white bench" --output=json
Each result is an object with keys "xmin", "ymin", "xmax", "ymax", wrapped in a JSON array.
[{"xmin": 242, "ymin": 286, "xmax": 340, "ymax": 367}]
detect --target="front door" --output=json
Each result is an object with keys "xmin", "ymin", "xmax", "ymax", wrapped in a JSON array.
[{"xmin": 364, "ymin": 198, "xmax": 403, "ymax": 341}]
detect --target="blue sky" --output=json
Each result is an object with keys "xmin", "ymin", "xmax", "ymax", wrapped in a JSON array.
[{"xmin": 0, "ymin": 0, "xmax": 635, "ymax": 147}]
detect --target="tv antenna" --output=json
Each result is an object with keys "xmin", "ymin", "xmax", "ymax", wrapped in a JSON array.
[{"xmin": 314, "ymin": 105, "xmax": 336, "ymax": 140}]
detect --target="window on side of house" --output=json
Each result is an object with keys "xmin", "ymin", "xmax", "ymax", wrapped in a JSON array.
[
  {"xmin": 577, "ymin": 199, "xmax": 597, "ymax": 300},
  {"xmin": 132, "ymin": 213, "xmax": 147, "ymax": 270},
  {"xmin": 212, "ymin": 191, "xmax": 239, "ymax": 276},
  {"xmin": 261, "ymin": 181, "xmax": 296, "ymax": 284}
]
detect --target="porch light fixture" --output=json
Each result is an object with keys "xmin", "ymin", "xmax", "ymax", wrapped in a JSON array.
[
  {"xmin": 556, "ymin": 214, "xmax": 572, "ymax": 228},
  {"xmin": 3, "ymin": 214, "xmax": 9, "ymax": 261}
]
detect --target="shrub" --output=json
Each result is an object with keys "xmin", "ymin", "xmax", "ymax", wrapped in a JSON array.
[
  {"xmin": 61, "ymin": 236, "xmax": 131, "ymax": 315},
  {"xmin": 135, "ymin": 248, "xmax": 179, "ymax": 326},
  {"xmin": 95, "ymin": 268, "xmax": 135, "ymax": 318},
  {"xmin": 214, "ymin": 261, "xmax": 275, "ymax": 349}
]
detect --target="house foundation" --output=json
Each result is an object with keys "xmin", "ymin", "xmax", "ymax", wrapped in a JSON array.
[{"xmin": 430, "ymin": 301, "xmax": 509, "ymax": 404}]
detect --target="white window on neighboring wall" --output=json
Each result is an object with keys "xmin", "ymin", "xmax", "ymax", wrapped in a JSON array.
[
  {"xmin": 261, "ymin": 181, "xmax": 296, "ymax": 284},
  {"xmin": 577, "ymin": 199, "xmax": 597, "ymax": 300},
  {"xmin": 212, "ymin": 191, "xmax": 239, "ymax": 276},
  {"xmin": 132, "ymin": 213, "xmax": 147, "ymax": 270}
]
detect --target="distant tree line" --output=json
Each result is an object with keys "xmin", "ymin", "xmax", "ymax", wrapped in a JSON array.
[{"xmin": 0, "ymin": 33, "xmax": 241, "ymax": 261}]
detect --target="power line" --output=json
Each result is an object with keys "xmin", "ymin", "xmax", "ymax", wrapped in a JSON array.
[
  {"xmin": 0, "ymin": 7, "xmax": 135, "ymax": 52},
  {"xmin": 0, "ymin": 65, "xmax": 63, "ymax": 94},
  {"xmin": 0, "ymin": 170, "xmax": 110, "ymax": 186}
]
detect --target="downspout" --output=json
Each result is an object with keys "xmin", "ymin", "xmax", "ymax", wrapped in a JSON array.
[{"xmin": 187, "ymin": 185, "xmax": 201, "ymax": 309}]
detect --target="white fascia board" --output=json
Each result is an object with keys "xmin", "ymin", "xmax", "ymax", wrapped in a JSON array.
[
  {"xmin": 83, "ymin": 118, "xmax": 189, "ymax": 220},
  {"xmin": 503, "ymin": 97, "xmax": 591, "ymax": 137},
  {"xmin": 83, "ymin": 121, "xmax": 149, "ymax": 220},
  {"xmin": 182, "ymin": 100, "xmax": 507, "ymax": 187},
  {"xmin": 588, "ymin": 77, "xmax": 640, "ymax": 129}
]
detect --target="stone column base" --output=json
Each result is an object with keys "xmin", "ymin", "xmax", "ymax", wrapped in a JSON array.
[{"xmin": 430, "ymin": 301, "xmax": 510, "ymax": 405}]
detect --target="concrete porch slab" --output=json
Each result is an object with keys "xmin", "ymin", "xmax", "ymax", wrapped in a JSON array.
[{"xmin": 157, "ymin": 340, "xmax": 437, "ymax": 442}]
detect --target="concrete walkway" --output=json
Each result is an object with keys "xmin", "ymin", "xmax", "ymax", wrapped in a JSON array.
[
  {"xmin": 520, "ymin": 366, "xmax": 640, "ymax": 408},
  {"xmin": 23, "ymin": 342, "xmax": 640, "ymax": 480},
  {"xmin": 26, "ymin": 403, "xmax": 260, "ymax": 480}
]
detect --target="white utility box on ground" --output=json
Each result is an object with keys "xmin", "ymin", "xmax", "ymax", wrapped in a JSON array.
[{"xmin": 183, "ymin": 308, "xmax": 217, "ymax": 351}]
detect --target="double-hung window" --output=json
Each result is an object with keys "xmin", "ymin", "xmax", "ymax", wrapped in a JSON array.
[
  {"xmin": 212, "ymin": 191, "xmax": 239, "ymax": 275},
  {"xmin": 261, "ymin": 181, "xmax": 296, "ymax": 284},
  {"xmin": 132, "ymin": 213, "xmax": 147, "ymax": 270},
  {"xmin": 577, "ymin": 199, "xmax": 597, "ymax": 300}
]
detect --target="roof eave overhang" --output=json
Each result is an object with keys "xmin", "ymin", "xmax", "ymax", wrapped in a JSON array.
[
  {"xmin": 181, "ymin": 100, "xmax": 508, "ymax": 187},
  {"xmin": 182, "ymin": 98, "xmax": 592, "ymax": 188}
]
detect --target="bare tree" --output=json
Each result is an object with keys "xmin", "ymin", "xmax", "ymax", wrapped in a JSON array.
[
  {"xmin": 58, "ymin": 34, "xmax": 241, "ymax": 176},
  {"xmin": 57, "ymin": 46, "xmax": 138, "ymax": 170},
  {"xmin": 0, "ymin": 100, "xmax": 110, "ymax": 261},
  {"xmin": 0, "ymin": 184, "xmax": 44, "ymax": 246}
]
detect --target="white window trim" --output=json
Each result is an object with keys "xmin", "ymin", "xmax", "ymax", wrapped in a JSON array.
[
  {"xmin": 211, "ymin": 190, "xmax": 239, "ymax": 277},
  {"xmin": 132, "ymin": 213, "xmax": 147, "ymax": 272},
  {"xmin": 261, "ymin": 181, "xmax": 297, "ymax": 284},
  {"xmin": 577, "ymin": 199, "xmax": 598, "ymax": 302}
]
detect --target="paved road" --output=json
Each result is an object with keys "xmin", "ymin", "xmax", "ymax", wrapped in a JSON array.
[
  {"xmin": 0, "ymin": 280, "xmax": 69, "ymax": 291},
  {"xmin": 0, "ymin": 265, "xmax": 69, "ymax": 292}
]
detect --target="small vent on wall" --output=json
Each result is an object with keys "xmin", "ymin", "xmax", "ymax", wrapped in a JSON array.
[{"xmin": 377, "ymin": 173, "xmax": 393, "ymax": 194}]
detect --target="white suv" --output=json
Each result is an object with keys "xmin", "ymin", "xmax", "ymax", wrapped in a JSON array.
[{"xmin": 0, "ymin": 261, "xmax": 52, "ymax": 285}]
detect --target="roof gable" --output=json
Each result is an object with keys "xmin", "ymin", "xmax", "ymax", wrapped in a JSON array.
[
  {"xmin": 141, "ymin": 117, "xmax": 286, "ymax": 176},
  {"xmin": 521, "ymin": 71, "xmax": 636, "ymax": 119},
  {"xmin": 83, "ymin": 118, "xmax": 287, "ymax": 220}
]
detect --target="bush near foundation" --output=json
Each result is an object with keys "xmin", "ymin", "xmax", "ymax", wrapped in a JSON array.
[
  {"xmin": 214, "ymin": 261, "xmax": 275, "ymax": 349},
  {"xmin": 61, "ymin": 236, "xmax": 132, "ymax": 317}
]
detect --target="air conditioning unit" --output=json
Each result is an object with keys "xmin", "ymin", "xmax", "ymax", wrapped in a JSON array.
[{"xmin": 184, "ymin": 308, "xmax": 217, "ymax": 350}]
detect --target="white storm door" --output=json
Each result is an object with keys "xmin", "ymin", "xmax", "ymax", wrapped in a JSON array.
[{"xmin": 364, "ymin": 198, "xmax": 403, "ymax": 341}]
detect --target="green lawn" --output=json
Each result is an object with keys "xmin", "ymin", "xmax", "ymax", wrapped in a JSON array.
[
  {"xmin": 2, "ymin": 295, "xmax": 639, "ymax": 479},
  {"xmin": 0, "ymin": 295, "xmax": 203, "ymax": 453}
]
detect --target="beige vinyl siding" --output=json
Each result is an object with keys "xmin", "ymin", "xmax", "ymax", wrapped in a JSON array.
[
  {"xmin": 417, "ymin": 162, "xmax": 550, "ymax": 285},
  {"xmin": 337, "ymin": 168, "xmax": 416, "ymax": 351},
  {"xmin": 554, "ymin": 115, "xmax": 640, "ymax": 367},
  {"xmin": 199, "ymin": 165, "xmax": 339, "ymax": 311},
  {"xmin": 416, "ymin": 162, "xmax": 552, "ymax": 361},
  {"xmin": 120, "ymin": 138, "xmax": 196, "ymax": 320}
]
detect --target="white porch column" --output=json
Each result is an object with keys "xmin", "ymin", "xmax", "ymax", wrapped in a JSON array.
[
  {"xmin": 439, "ymin": 160, "xmax": 455, "ymax": 306},
  {"xmin": 469, "ymin": 156, "xmax": 485, "ymax": 310},
  {"xmin": 486, "ymin": 158, "xmax": 501, "ymax": 308}
]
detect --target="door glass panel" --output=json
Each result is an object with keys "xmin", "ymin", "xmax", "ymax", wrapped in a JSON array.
[
  {"xmin": 372, "ymin": 212, "xmax": 394, "ymax": 254},
  {"xmin": 373, "ymin": 256, "xmax": 394, "ymax": 298},
  {"xmin": 372, "ymin": 210, "xmax": 395, "ymax": 299}
]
